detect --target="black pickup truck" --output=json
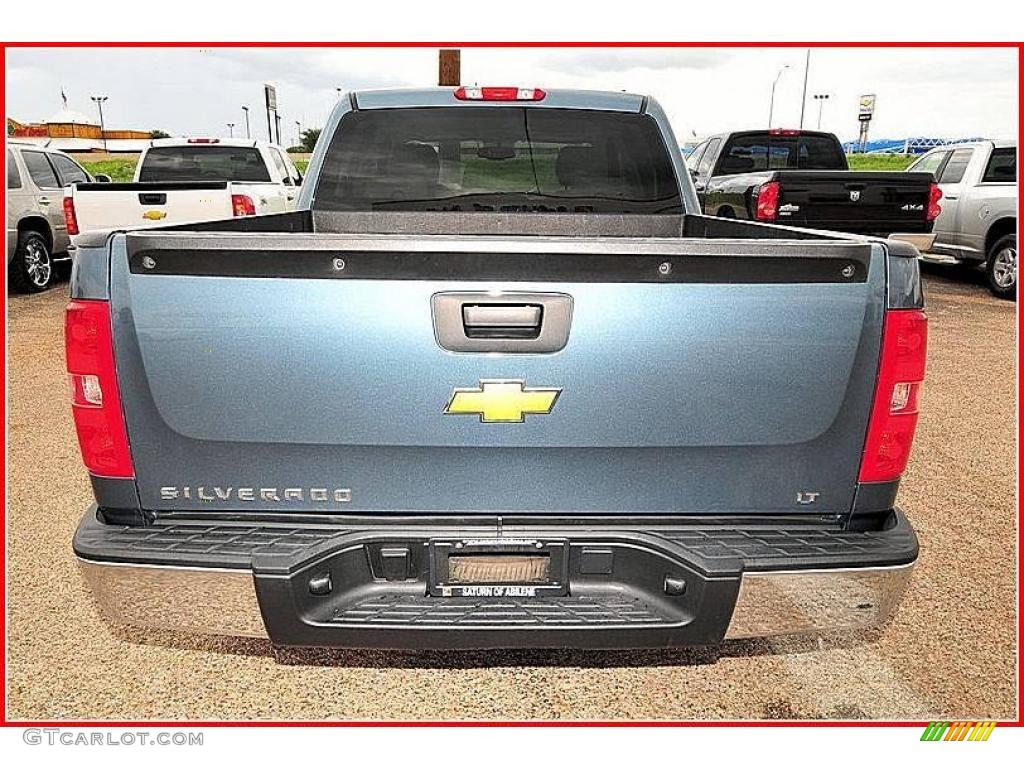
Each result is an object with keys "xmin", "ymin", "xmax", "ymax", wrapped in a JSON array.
[{"xmin": 687, "ymin": 129, "xmax": 941, "ymax": 237}]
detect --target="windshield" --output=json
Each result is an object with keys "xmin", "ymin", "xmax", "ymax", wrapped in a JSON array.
[
  {"xmin": 717, "ymin": 133, "xmax": 847, "ymax": 174},
  {"xmin": 139, "ymin": 146, "xmax": 271, "ymax": 183},
  {"xmin": 313, "ymin": 107, "xmax": 682, "ymax": 214}
]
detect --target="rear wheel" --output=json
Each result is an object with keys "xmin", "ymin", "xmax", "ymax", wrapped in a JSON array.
[
  {"xmin": 8, "ymin": 230, "xmax": 54, "ymax": 293},
  {"xmin": 986, "ymin": 234, "xmax": 1017, "ymax": 300}
]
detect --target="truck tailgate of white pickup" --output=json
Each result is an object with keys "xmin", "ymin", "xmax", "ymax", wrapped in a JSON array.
[{"xmin": 66, "ymin": 181, "xmax": 237, "ymax": 240}]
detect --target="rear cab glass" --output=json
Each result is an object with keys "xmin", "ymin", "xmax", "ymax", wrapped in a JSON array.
[
  {"xmin": 717, "ymin": 132, "xmax": 846, "ymax": 173},
  {"xmin": 139, "ymin": 146, "xmax": 272, "ymax": 183},
  {"xmin": 313, "ymin": 107, "xmax": 682, "ymax": 214},
  {"xmin": 982, "ymin": 147, "xmax": 1016, "ymax": 183}
]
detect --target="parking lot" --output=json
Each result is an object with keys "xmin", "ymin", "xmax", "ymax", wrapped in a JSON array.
[{"xmin": 5, "ymin": 265, "xmax": 1016, "ymax": 721}]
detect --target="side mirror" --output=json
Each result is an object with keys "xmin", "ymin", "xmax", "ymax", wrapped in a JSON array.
[{"xmin": 94, "ymin": 174, "xmax": 112, "ymax": 183}]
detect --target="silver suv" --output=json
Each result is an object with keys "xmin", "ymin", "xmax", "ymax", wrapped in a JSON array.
[
  {"xmin": 6, "ymin": 142, "xmax": 101, "ymax": 292},
  {"xmin": 909, "ymin": 140, "xmax": 1017, "ymax": 299}
]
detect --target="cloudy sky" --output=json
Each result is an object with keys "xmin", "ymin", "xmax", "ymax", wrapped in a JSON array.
[{"xmin": 6, "ymin": 47, "xmax": 1018, "ymax": 146}]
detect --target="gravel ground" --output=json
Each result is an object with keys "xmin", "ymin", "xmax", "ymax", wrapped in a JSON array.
[{"xmin": 5, "ymin": 264, "xmax": 1017, "ymax": 721}]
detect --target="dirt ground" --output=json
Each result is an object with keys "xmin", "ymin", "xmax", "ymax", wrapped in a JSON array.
[{"xmin": 5, "ymin": 264, "xmax": 1017, "ymax": 721}]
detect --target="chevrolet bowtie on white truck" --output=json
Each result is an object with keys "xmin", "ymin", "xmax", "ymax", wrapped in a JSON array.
[
  {"xmin": 70, "ymin": 87, "xmax": 927, "ymax": 650},
  {"xmin": 63, "ymin": 138, "xmax": 303, "ymax": 245}
]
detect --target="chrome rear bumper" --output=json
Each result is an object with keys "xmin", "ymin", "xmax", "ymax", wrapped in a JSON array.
[
  {"xmin": 77, "ymin": 557, "xmax": 915, "ymax": 644},
  {"xmin": 77, "ymin": 559, "xmax": 268, "ymax": 638},
  {"xmin": 724, "ymin": 563, "xmax": 915, "ymax": 639}
]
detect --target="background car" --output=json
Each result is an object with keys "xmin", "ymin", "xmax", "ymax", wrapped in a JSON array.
[
  {"xmin": 6, "ymin": 142, "xmax": 103, "ymax": 293},
  {"xmin": 909, "ymin": 140, "xmax": 1017, "ymax": 298}
]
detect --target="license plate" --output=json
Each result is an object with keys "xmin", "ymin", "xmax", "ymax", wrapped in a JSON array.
[
  {"xmin": 428, "ymin": 539, "xmax": 568, "ymax": 598},
  {"xmin": 448, "ymin": 553, "xmax": 550, "ymax": 584}
]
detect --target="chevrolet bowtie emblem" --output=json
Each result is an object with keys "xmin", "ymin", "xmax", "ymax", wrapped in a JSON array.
[
  {"xmin": 444, "ymin": 380, "xmax": 561, "ymax": 423},
  {"xmin": 142, "ymin": 210, "xmax": 168, "ymax": 221}
]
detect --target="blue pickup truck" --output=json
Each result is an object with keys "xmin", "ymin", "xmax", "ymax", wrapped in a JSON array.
[{"xmin": 69, "ymin": 87, "xmax": 927, "ymax": 650}]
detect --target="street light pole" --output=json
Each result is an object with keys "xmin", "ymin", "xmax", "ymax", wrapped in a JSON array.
[
  {"xmin": 227, "ymin": 122, "xmax": 235, "ymax": 138},
  {"xmin": 813, "ymin": 94, "xmax": 831, "ymax": 130},
  {"xmin": 768, "ymin": 65, "xmax": 789, "ymax": 129},
  {"xmin": 798, "ymin": 49, "xmax": 811, "ymax": 129},
  {"xmin": 90, "ymin": 96, "xmax": 108, "ymax": 152},
  {"xmin": 295, "ymin": 120, "xmax": 301, "ymax": 148},
  {"xmin": 241, "ymin": 106, "xmax": 251, "ymax": 139}
]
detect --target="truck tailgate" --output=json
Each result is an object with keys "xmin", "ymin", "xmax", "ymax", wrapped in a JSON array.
[
  {"xmin": 71, "ymin": 182, "xmax": 234, "ymax": 235},
  {"xmin": 110, "ymin": 232, "xmax": 883, "ymax": 517},
  {"xmin": 774, "ymin": 171, "xmax": 933, "ymax": 233}
]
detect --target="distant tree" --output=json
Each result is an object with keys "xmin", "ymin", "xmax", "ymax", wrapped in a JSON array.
[
  {"xmin": 150, "ymin": 129, "xmax": 171, "ymax": 139},
  {"xmin": 299, "ymin": 128, "xmax": 321, "ymax": 153}
]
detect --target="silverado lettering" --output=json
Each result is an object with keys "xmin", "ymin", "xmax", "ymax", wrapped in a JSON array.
[{"xmin": 159, "ymin": 487, "xmax": 353, "ymax": 503}]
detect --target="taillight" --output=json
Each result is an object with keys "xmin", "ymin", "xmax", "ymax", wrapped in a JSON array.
[
  {"xmin": 927, "ymin": 182, "xmax": 942, "ymax": 221},
  {"xmin": 858, "ymin": 309, "xmax": 928, "ymax": 483},
  {"xmin": 768, "ymin": 128, "xmax": 800, "ymax": 136},
  {"xmin": 755, "ymin": 181, "xmax": 780, "ymax": 221},
  {"xmin": 65, "ymin": 300, "xmax": 134, "ymax": 478},
  {"xmin": 63, "ymin": 195, "xmax": 80, "ymax": 236},
  {"xmin": 454, "ymin": 86, "xmax": 546, "ymax": 101},
  {"xmin": 231, "ymin": 194, "xmax": 256, "ymax": 217}
]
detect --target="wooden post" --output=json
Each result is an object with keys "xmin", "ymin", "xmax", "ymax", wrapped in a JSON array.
[{"xmin": 438, "ymin": 49, "xmax": 461, "ymax": 86}]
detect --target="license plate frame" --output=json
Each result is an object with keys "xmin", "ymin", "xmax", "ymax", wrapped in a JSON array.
[{"xmin": 428, "ymin": 538, "xmax": 568, "ymax": 598}]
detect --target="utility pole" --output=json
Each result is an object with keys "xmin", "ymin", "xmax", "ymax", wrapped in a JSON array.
[
  {"xmin": 813, "ymin": 94, "xmax": 830, "ymax": 130},
  {"xmin": 768, "ymin": 65, "xmax": 789, "ymax": 128},
  {"xmin": 241, "ymin": 106, "xmax": 251, "ymax": 138},
  {"xmin": 227, "ymin": 122, "xmax": 235, "ymax": 138},
  {"xmin": 798, "ymin": 49, "xmax": 811, "ymax": 129},
  {"xmin": 438, "ymin": 49, "xmax": 461, "ymax": 86},
  {"xmin": 295, "ymin": 120, "xmax": 301, "ymax": 148},
  {"xmin": 90, "ymin": 95, "xmax": 108, "ymax": 152}
]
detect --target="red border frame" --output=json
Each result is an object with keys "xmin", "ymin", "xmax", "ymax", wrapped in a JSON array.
[{"xmin": 1, "ymin": 40, "xmax": 1021, "ymax": 729}]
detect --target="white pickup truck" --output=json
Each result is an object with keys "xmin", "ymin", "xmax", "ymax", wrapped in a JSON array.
[{"xmin": 64, "ymin": 138, "xmax": 303, "ymax": 244}]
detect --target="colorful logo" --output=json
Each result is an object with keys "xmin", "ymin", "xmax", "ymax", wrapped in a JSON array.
[
  {"xmin": 920, "ymin": 721, "xmax": 996, "ymax": 741},
  {"xmin": 444, "ymin": 380, "xmax": 560, "ymax": 423}
]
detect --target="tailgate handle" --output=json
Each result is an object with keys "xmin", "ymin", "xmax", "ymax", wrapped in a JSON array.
[
  {"xmin": 462, "ymin": 304, "xmax": 542, "ymax": 339},
  {"xmin": 138, "ymin": 193, "xmax": 167, "ymax": 205},
  {"xmin": 432, "ymin": 292, "xmax": 573, "ymax": 354}
]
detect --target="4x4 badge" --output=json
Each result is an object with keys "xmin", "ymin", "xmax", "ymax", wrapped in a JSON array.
[{"xmin": 445, "ymin": 380, "xmax": 561, "ymax": 423}]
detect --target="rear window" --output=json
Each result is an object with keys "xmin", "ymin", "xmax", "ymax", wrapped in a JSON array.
[
  {"xmin": 7, "ymin": 149, "xmax": 21, "ymax": 189},
  {"xmin": 717, "ymin": 133, "xmax": 846, "ymax": 174},
  {"xmin": 314, "ymin": 107, "xmax": 682, "ymax": 214},
  {"xmin": 982, "ymin": 147, "xmax": 1016, "ymax": 183},
  {"xmin": 139, "ymin": 146, "xmax": 271, "ymax": 183},
  {"xmin": 50, "ymin": 153, "xmax": 89, "ymax": 185}
]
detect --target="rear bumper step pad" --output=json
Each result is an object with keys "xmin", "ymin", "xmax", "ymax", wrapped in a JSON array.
[{"xmin": 74, "ymin": 506, "xmax": 917, "ymax": 649}]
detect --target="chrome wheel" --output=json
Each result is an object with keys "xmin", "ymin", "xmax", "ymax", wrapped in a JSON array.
[
  {"xmin": 992, "ymin": 246, "xmax": 1017, "ymax": 289},
  {"xmin": 24, "ymin": 239, "xmax": 52, "ymax": 288}
]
